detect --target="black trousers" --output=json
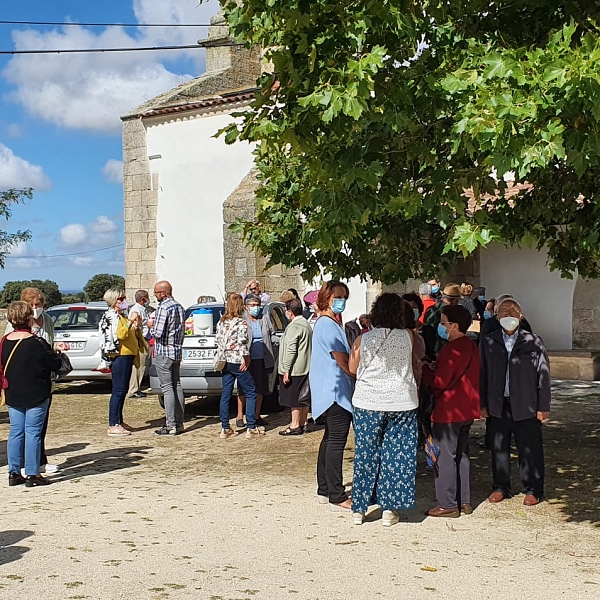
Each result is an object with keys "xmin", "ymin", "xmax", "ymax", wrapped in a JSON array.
[
  {"xmin": 316, "ymin": 402, "xmax": 352, "ymax": 504},
  {"xmin": 39, "ymin": 395, "xmax": 52, "ymax": 466},
  {"xmin": 489, "ymin": 399, "xmax": 544, "ymax": 498}
]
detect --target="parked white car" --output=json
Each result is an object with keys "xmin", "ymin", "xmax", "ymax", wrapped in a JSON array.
[
  {"xmin": 46, "ymin": 302, "xmax": 111, "ymax": 381},
  {"xmin": 148, "ymin": 301, "xmax": 289, "ymax": 403}
]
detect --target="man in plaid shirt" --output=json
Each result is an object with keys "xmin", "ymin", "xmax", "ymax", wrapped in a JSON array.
[{"xmin": 150, "ymin": 280, "xmax": 185, "ymax": 436}]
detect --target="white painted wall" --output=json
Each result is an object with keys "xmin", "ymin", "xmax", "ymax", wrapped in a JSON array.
[
  {"xmin": 480, "ymin": 244, "xmax": 577, "ymax": 349},
  {"xmin": 146, "ymin": 112, "xmax": 256, "ymax": 308}
]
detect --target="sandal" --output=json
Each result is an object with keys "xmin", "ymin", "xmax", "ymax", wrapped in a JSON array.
[{"xmin": 279, "ymin": 426, "xmax": 303, "ymax": 436}]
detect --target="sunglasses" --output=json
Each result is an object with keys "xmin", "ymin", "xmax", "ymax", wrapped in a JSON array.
[{"xmin": 117, "ymin": 296, "xmax": 126, "ymax": 301}]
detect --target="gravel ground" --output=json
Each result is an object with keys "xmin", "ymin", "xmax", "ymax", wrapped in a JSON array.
[{"xmin": 1, "ymin": 381, "xmax": 599, "ymax": 600}]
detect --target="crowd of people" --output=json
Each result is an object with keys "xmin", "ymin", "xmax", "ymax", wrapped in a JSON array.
[{"xmin": 2, "ymin": 277, "xmax": 551, "ymax": 525}]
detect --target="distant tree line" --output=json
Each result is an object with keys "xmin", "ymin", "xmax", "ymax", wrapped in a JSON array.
[{"xmin": 0, "ymin": 274, "xmax": 125, "ymax": 307}]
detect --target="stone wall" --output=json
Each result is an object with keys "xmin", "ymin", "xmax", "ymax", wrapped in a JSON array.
[
  {"xmin": 572, "ymin": 278, "xmax": 600, "ymax": 349},
  {"xmin": 223, "ymin": 170, "xmax": 303, "ymax": 299},
  {"xmin": 123, "ymin": 118, "xmax": 158, "ymax": 299}
]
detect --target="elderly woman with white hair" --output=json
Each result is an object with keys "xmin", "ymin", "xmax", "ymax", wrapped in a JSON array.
[{"xmin": 99, "ymin": 288, "xmax": 148, "ymax": 437}]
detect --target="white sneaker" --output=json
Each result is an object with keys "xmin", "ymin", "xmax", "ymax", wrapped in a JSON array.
[
  {"xmin": 40, "ymin": 463, "xmax": 59, "ymax": 474},
  {"xmin": 108, "ymin": 425, "xmax": 131, "ymax": 437},
  {"xmin": 382, "ymin": 510, "xmax": 400, "ymax": 527},
  {"xmin": 219, "ymin": 428, "xmax": 238, "ymax": 439},
  {"xmin": 353, "ymin": 512, "xmax": 364, "ymax": 525},
  {"xmin": 317, "ymin": 495, "xmax": 329, "ymax": 505},
  {"xmin": 245, "ymin": 427, "xmax": 265, "ymax": 439}
]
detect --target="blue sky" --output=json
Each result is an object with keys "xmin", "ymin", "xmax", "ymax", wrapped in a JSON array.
[{"xmin": 0, "ymin": 0, "xmax": 219, "ymax": 291}]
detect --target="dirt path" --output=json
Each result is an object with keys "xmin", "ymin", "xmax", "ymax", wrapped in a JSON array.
[{"xmin": 1, "ymin": 382, "xmax": 599, "ymax": 599}]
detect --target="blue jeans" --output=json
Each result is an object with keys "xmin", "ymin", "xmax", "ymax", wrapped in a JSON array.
[
  {"xmin": 7, "ymin": 399, "xmax": 50, "ymax": 476},
  {"xmin": 109, "ymin": 355, "xmax": 135, "ymax": 426},
  {"xmin": 220, "ymin": 362, "xmax": 257, "ymax": 430}
]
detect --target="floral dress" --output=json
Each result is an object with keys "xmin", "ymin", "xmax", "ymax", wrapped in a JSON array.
[{"xmin": 216, "ymin": 317, "xmax": 249, "ymax": 364}]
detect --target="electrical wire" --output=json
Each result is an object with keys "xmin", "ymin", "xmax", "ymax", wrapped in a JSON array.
[
  {"xmin": 0, "ymin": 20, "xmax": 225, "ymax": 27},
  {"xmin": 0, "ymin": 41, "xmax": 240, "ymax": 55},
  {"xmin": 7, "ymin": 243, "xmax": 125, "ymax": 259},
  {"xmin": 0, "ymin": 44, "xmax": 203, "ymax": 55}
]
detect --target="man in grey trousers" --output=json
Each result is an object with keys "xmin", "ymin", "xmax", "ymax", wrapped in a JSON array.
[{"xmin": 150, "ymin": 280, "xmax": 185, "ymax": 436}]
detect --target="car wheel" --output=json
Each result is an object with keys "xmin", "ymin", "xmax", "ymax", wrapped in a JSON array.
[{"xmin": 158, "ymin": 395, "xmax": 164, "ymax": 409}]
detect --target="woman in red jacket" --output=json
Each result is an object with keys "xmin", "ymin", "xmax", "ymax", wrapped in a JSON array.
[{"xmin": 421, "ymin": 304, "xmax": 480, "ymax": 517}]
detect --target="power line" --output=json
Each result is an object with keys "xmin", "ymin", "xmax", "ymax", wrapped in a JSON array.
[
  {"xmin": 0, "ymin": 44, "xmax": 206, "ymax": 55},
  {"xmin": 0, "ymin": 20, "xmax": 226, "ymax": 27},
  {"xmin": 7, "ymin": 243, "xmax": 125, "ymax": 259}
]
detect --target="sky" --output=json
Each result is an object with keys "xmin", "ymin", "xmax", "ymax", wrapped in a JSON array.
[{"xmin": 0, "ymin": 0, "xmax": 220, "ymax": 291}]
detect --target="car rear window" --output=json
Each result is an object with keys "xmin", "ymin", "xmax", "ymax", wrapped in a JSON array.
[
  {"xmin": 183, "ymin": 306, "xmax": 223, "ymax": 335},
  {"xmin": 47, "ymin": 308, "xmax": 104, "ymax": 330}
]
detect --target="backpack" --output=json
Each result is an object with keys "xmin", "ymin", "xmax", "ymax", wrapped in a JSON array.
[{"xmin": 344, "ymin": 320, "xmax": 361, "ymax": 347}]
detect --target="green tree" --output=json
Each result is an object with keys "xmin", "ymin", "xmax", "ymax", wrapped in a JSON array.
[
  {"xmin": 218, "ymin": 1, "xmax": 600, "ymax": 283},
  {"xmin": 84, "ymin": 274, "xmax": 125, "ymax": 302},
  {"xmin": 0, "ymin": 188, "xmax": 33, "ymax": 268},
  {"xmin": 0, "ymin": 280, "xmax": 30, "ymax": 308},
  {"xmin": 61, "ymin": 292, "xmax": 85, "ymax": 304},
  {"xmin": 0, "ymin": 278, "xmax": 64, "ymax": 308}
]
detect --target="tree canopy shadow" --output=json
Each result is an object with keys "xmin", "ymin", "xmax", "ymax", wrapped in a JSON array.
[{"xmin": 0, "ymin": 530, "xmax": 33, "ymax": 566}]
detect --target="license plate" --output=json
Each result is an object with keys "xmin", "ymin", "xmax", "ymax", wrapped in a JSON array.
[
  {"xmin": 65, "ymin": 342, "xmax": 85, "ymax": 351},
  {"xmin": 184, "ymin": 348, "xmax": 217, "ymax": 360}
]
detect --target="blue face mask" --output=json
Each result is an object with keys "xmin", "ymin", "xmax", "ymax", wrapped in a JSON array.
[
  {"xmin": 332, "ymin": 298, "xmax": 346, "ymax": 314},
  {"xmin": 478, "ymin": 295, "xmax": 485, "ymax": 302},
  {"xmin": 437, "ymin": 322, "xmax": 450, "ymax": 340},
  {"xmin": 431, "ymin": 285, "xmax": 440, "ymax": 295},
  {"xmin": 248, "ymin": 306, "xmax": 261, "ymax": 317},
  {"xmin": 483, "ymin": 310, "xmax": 492, "ymax": 320}
]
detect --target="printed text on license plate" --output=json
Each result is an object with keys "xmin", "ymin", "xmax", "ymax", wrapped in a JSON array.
[{"xmin": 184, "ymin": 349, "xmax": 217, "ymax": 359}]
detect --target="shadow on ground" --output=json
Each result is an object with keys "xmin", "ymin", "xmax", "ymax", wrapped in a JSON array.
[{"xmin": 0, "ymin": 530, "xmax": 33, "ymax": 566}]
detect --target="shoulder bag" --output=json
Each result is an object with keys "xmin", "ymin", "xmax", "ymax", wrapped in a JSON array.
[
  {"xmin": 213, "ymin": 321, "xmax": 231, "ymax": 372},
  {"xmin": 0, "ymin": 335, "xmax": 27, "ymax": 406}
]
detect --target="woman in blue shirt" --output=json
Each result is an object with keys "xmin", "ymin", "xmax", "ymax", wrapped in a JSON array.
[{"xmin": 309, "ymin": 281, "xmax": 355, "ymax": 511}]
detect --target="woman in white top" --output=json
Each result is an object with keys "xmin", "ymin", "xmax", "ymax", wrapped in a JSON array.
[{"xmin": 349, "ymin": 293, "xmax": 421, "ymax": 527}]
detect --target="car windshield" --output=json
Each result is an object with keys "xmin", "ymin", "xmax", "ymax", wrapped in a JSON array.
[
  {"xmin": 184, "ymin": 306, "xmax": 223, "ymax": 335},
  {"xmin": 47, "ymin": 308, "xmax": 104, "ymax": 330}
]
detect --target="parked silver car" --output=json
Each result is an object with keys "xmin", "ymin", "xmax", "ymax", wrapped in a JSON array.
[
  {"xmin": 148, "ymin": 301, "xmax": 289, "ymax": 402},
  {"xmin": 46, "ymin": 302, "xmax": 111, "ymax": 381}
]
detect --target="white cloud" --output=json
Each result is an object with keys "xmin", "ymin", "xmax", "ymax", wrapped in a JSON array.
[
  {"xmin": 90, "ymin": 215, "xmax": 118, "ymax": 234},
  {"xmin": 0, "ymin": 143, "xmax": 51, "ymax": 190},
  {"xmin": 2, "ymin": 0, "xmax": 220, "ymax": 133},
  {"xmin": 102, "ymin": 159, "xmax": 124, "ymax": 184},
  {"xmin": 72, "ymin": 256, "xmax": 95, "ymax": 267},
  {"xmin": 60, "ymin": 223, "xmax": 87, "ymax": 246},
  {"xmin": 61, "ymin": 216, "xmax": 120, "ymax": 250},
  {"xmin": 15, "ymin": 258, "xmax": 42, "ymax": 269}
]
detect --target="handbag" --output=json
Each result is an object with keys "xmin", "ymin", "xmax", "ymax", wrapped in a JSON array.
[
  {"xmin": 56, "ymin": 351, "xmax": 73, "ymax": 378},
  {"xmin": 213, "ymin": 322, "xmax": 231, "ymax": 372},
  {"xmin": 0, "ymin": 335, "xmax": 27, "ymax": 406}
]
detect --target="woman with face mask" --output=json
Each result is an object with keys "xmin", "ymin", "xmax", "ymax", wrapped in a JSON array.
[
  {"xmin": 422, "ymin": 305, "xmax": 481, "ymax": 518},
  {"xmin": 99, "ymin": 288, "xmax": 148, "ymax": 437},
  {"xmin": 235, "ymin": 294, "xmax": 276, "ymax": 429},
  {"xmin": 309, "ymin": 281, "xmax": 355, "ymax": 512}
]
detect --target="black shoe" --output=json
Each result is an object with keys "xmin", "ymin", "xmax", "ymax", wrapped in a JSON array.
[
  {"xmin": 154, "ymin": 426, "xmax": 177, "ymax": 436},
  {"xmin": 8, "ymin": 472, "xmax": 26, "ymax": 487},
  {"xmin": 255, "ymin": 417, "xmax": 268, "ymax": 427},
  {"xmin": 130, "ymin": 391, "xmax": 147, "ymax": 398},
  {"xmin": 235, "ymin": 419, "xmax": 245, "ymax": 429},
  {"xmin": 279, "ymin": 426, "xmax": 303, "ymax": 436},
  {"xmin": 25, "ymin": 475, "xmax": 51, "ymax": 487}
]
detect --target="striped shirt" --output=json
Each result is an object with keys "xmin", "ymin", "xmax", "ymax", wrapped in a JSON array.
[{"xmin": 151, "ymin": 296, "xmax": 185, "ymax": 360}]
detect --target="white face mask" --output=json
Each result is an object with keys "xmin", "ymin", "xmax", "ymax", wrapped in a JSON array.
[
  {"xmin": 499, "ymin": 316, "xmax": 520, "ymax": 332},
  {"xmin": 33, "ymin": 307, "xmax": 44, "ymax": 319}
]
